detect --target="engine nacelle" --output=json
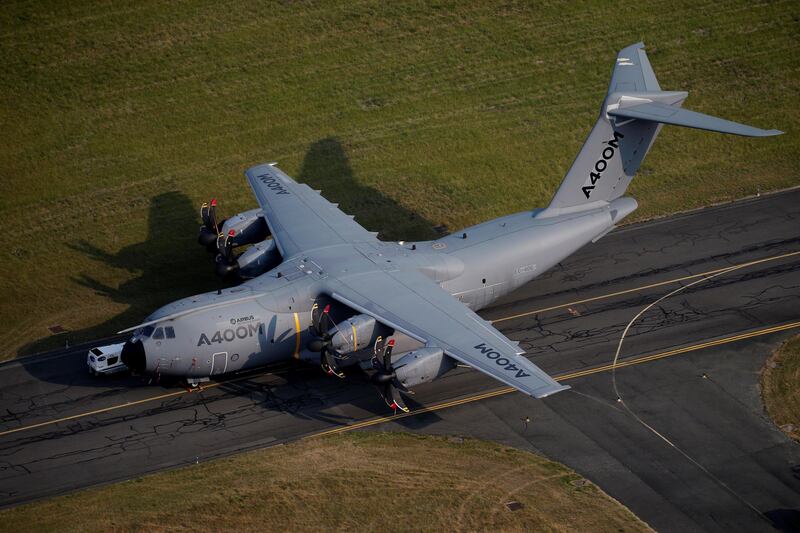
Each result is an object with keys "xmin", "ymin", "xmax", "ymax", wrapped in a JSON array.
[
  {"xmin": 237, "ymin": 239, "xmax": 282, "ymax": 279},
  {"xmin": 393, "ymin": 347, "xmax": 456, "ymax": 389},
  {"xmin": 328, "ymin": 314, "xmax": 392, "ymax": 356},
  {"xmin": 221, "ymin": 208, "xmax": 270, "ymax": 247}
]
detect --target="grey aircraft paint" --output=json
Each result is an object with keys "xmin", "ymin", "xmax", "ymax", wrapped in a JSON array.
[{"xmin": 119, "ymin": 43, "xmax": 780, "ymax": 411}]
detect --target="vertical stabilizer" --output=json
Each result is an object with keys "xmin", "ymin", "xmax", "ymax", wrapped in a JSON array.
[{"xmin": 539, "ymin": 43, "xmax": 780, "ymax": 218}]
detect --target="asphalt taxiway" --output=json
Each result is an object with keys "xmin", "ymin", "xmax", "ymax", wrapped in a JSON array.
[{"xmin": 1, "ymin": 189, "xmax": 799, "ymax": 531}]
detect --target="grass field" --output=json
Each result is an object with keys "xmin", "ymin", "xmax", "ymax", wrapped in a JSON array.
[
  {"xmin": 0, "ymin": 1, "xmax": 798, "ymax": 356},
  {"xmin": 0, "ymin": 432, "xmax": 651, "ymax": 532},
  {"xmin": 761, "ymin": 335, "xmax": 800, "ymax": 443}
]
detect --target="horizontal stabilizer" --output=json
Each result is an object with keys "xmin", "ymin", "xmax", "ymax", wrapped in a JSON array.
[{"xmin": 608, "ymin": 101, "xmax": 782, "ymax": 137}]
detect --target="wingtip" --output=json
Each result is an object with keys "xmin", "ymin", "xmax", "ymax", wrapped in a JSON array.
[
  {"xmin": 621, "ymin": 41, "xmax": 646, "ymax": 53},
  {"xmin": 746, "ymin": 128, "xmax": 783, "ymax": 137},
  {"xmin": 533, "ymin": 384, "xmax": 571, "ymax": 399}
]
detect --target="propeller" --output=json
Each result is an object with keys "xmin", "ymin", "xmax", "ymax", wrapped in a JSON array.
[
  {"xmin": 307, "ymin": 304, "xmax": 345, "ymax": 378},
  {"xmin": 370, "ymin": 338, "xmax": 410, "ymax": 413},
  {"xmin": 215, "ymin": 229, "xmax": 239, "ymax": 278},
  {"xmin": 198, "ymin": 199, "xmax": 220, "ymax": 248}
]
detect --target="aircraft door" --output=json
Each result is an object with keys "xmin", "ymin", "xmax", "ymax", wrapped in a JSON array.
[{"xmin": 211, "ymin": 351, "xmax": 228, "ymax": 375}]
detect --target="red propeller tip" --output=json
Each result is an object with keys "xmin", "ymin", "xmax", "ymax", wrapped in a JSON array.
[
  {"xmin": 210, "ymin": 199, "xmax": 217, "ymax": 206},
  {"xmin": 323, "ymin": 304, "xmax": 331, "ymax": 313},
  {"xmin": 388, "ymin": 339, "xmax": 395, "ymax": 347},
  {"xmin": 228, "ymin": 229, "xmax": 236, "ymax": 236}
]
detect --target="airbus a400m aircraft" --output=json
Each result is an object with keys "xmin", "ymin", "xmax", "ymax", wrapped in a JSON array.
[{"xmin": 119, "ymin": 44, "xmax": 780, "ymax": 411}]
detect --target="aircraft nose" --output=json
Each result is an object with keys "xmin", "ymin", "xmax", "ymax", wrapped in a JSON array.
[{"xmin": 121, "ymin": 340, "xmax": 147, "ymax": 374}]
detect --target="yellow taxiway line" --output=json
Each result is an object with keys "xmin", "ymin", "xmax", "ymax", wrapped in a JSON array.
[
  {"xmin": 310, "ymin": 320, "xmax": 800, "ymax": 438},
  {"xmin": 0, "ymin": 383, "xmax": 219, "ymax": 438},
  {"xmin": 2, "ymin": 321, "xmax": 797, "ymax": 440},
  {"xmin": 0, "ymin": 249, "xmax": 797, "ymax": 439},
  {"xmin": 491, "ymin": 249, "xmax": 800, "ymax": 324}
]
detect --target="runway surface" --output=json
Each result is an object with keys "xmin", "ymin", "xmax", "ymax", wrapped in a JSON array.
[{"xmin": 1, "ymin": 189, "xmax": 799, "ymax": 531}]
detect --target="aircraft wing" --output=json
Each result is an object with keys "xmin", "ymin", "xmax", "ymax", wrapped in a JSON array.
[
  {"xmin": 326, "ymin": 269, "xmax": 568, "ymax": 399},
  {"xmin": 245, "ymin": 163, "xmax": 376, "ymax": 258}
]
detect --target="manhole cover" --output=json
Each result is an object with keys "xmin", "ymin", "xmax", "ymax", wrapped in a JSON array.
[
  {"xmin": 570, "ymin": 478, "xmax": 590, "ymax": 487},
  {"xmin": 48, "ymin": 324, "xmax": 66, "ymax": 334}
]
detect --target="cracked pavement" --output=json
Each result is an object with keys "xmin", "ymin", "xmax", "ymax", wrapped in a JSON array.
[{"xmin": 1, "ymin": 189, "xmax": 799, "ymax": 532}]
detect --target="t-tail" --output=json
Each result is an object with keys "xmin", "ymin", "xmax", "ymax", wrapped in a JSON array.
[{"xmin": 539, "ymin": 43, "xmax": 781, "ymax": 218}]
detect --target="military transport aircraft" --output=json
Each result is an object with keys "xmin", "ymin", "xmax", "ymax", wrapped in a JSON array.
[{"xmin": 119, "ymin": 43, "xmax": 780, "ymax": 412}]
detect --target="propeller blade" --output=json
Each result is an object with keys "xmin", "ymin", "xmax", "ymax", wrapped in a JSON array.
[
  {"xmin": 372, "ymin": 335, "xmax": 386, "ymax": 358},
  {"xmin": 387, "ymin": 384, "xmax": 409, "ymax": 413},
  {"xmin": 200, "ymin": 202, "xmax": 210, "ymax": 227},
  {"xmin": 369, "ymin": 338, "xmax": 409, "ymax": 412},
  {"xmin": 209, "ymin": 198, "xmax": 218, "ymax": 233},
  {"xmin": 392, "ymin": 376, "xmax": 410, "ymax": 393},
  {"xmin": 309, "ymin": 302, "xmax": 343, "ymax": 377},
  {"xmin": 376, "ymin": 382, "xmax": 409, "ymax": 413},
  {"xmin": 319, "ymin": 304, "xmax": 331, "ymax": 334},
  {"xmin": 309, "ymin": 303, "xmax": 321, "ymax": 336},
  {"xmin": 310, "ymin": 303, "xmax": 332, "ymax": 337},
  {"xmin": 307, "ymin": 338, "xmax": 326, "ymax": 352},
  {"xmin": 383, "ymin": 338, "xmax": 395, "ymax": 370},
  {"xmin": 199, "ymin": 201, "xmax": 219, "ymax": 248},
  {"xmin": 320, "ymin": 347, "xmax": 345, "ymax": 379},
  {"xmin": 223, "ymin": 229, "xmax": 235, "ymax": 260},
  {"xmin": 214, "ymin": 229, "xmax": 239, "ymax": 278},
  {"xmin": 216, "ymin": 229, "xmax": 236, "ymax": 262}
]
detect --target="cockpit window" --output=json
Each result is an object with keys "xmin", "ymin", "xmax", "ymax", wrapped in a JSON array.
[
  {"xmin": 90, "ymin": 348, "xmax": 103, "ymax": 356},
  {"xmin": 152, "ymin": 327, "xmax": 164, "ymax": 340},
  {"xmin": 141, "ymin": 325, "xmax": 155, "ymax": 338},
  {"xmin": 165, "ymin": 326, "xmax": 175, "ymax": 339}
]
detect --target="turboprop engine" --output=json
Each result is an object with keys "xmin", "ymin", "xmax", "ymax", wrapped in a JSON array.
[
  {"xmin": 198, "ymin": 200, "xmax": 277, "ymax": 278},
  {"xmin": 369, "ymin": 344, "xmax": 457, "ymax": 412},
  {"xmin": 326, "ymin": 314, "xmax": 392, "ymax": 355},
  {"xmin": 235, "ymin": 238, "xmax": 281, "ymax": 279},
  {"xmin": 219, "ymin": 208, "xmax": 269, "ymax": 247},
  {"xmin": 307, "ymin": 309, "xmax": 393, "ymax": 376},
  {"xmin": 392, "ymin": 347, "xmax": 457, "ymax": 388}
]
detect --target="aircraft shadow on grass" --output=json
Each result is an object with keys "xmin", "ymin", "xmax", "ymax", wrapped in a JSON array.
[{"xmin": 18, "ymin": 138, "xmax": 441, "ymax": 420}]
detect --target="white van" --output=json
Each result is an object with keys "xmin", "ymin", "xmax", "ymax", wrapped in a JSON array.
[{"xmin": 87, "ymin": 343, "xmax": 127, "ymax": 375}]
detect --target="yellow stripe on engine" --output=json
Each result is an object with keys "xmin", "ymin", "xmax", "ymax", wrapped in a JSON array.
[
  {"xmin": 293, "ymin": 312, "xmax": 301, "ymax": 359},
  {"xmin": 352, "ymin": 323, "xmax": 358, "ymax": 352}
]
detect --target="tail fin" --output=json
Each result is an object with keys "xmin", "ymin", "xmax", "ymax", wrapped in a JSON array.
[{"xmin": 541, "ymin": 43, "xmax": 781, "ymax": 217}]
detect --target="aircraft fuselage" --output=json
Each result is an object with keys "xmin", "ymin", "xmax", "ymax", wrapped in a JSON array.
[{"xmin": 122, "ymin": 196, "xmax": 635, "ymax": 380}]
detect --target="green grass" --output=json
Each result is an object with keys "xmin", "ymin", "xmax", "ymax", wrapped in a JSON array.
[
  {"xmin": 0, "ymin": 0, "xmax": 798, "ymax": 356},
  {"xmin": 761, "ymin": 335, "xmax": 800, "ymax": 443},
  {"xmin": 0, "ymin": 432, "xmax": 651, "ymax": 532}
]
